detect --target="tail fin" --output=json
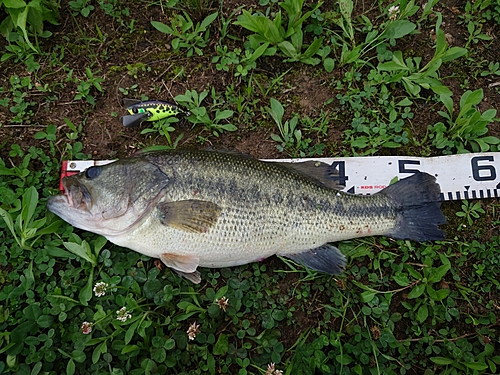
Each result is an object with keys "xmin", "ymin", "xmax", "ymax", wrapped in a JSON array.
[{"xmin": 381, "ymin": 172, "xmax": 446, "ymax": 241}]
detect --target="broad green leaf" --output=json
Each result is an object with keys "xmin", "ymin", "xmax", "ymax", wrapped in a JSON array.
[
  {"xmin": 324, "ymin": 57, "xmax": 335, "ymax": 73},
  {"xmin": 25, "ymin": 260, "xmax": 34, "ymax": 289},
  {"xmin": 480, "ymin": 136, "xmax": 500, "ymax": 144},
  {"xmin": 378, "ymin": 61, "xmax": 408, "ymax": 72},
  {"xmin": 460, "ymin": 89, "xmax": 483, "ymax": 110},
  {"xmin": 416, "ymin": 304, "xmax": 428, "ymax": 323},
  {"xmin": 21, "ymin": 186, "xmax": 38, "ymax": 227},
  {"xmin": 439, "ymin": 93, "xmax": 454, "ymax": 115},
  {"xmin": 481, "ymin": 108, "xmax": 497, "ymax": 120},
  {"xmin": 63, "ymin": 241, "xmax": 97, "ymax": 266},
  {"xmin": 213, "ymin": 333, "xmax": 228, "ymax": 355},
  {"xmin": 234, "ymin": 10, "xmax": 265, "ymax": 34},
  {"xmin": 431, "ymin": 357, "xmax": 455, "ymax": 365},
  {"xmin": 79, "ymin": 268, "xmax": 93, "ymax": 306},
  {"xmin": 338, "ymin": 0, "xmax": 353, "ymax": 21},
  {"xmin": 360, "ymin": 290, "xmax": 376, "ymax": 303},
  {"xmin": 269, "ymin": 98, "xmax": 284, "ymax": 125},
  {"xmin": 215, "ymin": 110, "xmax": 233, "ymax": 121},
  {"xmin": 0, "ymin": 207, "xmax": 17, "ymax": 242},
  {"xmin": 71, "ymin": 350, "xmax": 86, "ymax": 363},
  {"xmin": 407, "ymin": 284, "xmax": 425, "ymax": 299},
  {"xmin": 215, "ymin": 286, "xmax": 229, "ymax": 300},
  {"xmin": 164, "ymin": 338, "xmax": 175, "ymax": 350},
  {"xmin": 397, "ymin": 98, "xmax": 413, "ymax": 106},
  {"xmin": 125, "ymin": 320, "xmax": 140, "ymax": 344},
  {"xmin": 47, "ymin": 294, "xmax": 79, "ymax": 305},
  {"xmin": 24, "ymin": 304, "xmax": 41, "ymax": 321},
  {"xmin": 248, "ymin": 42, "xmax": 270, "ymax": 62},
  {"xmin": 66, "ymin": 359, "xmax": 75, "ymax": 375},
  {"xmin": 340, "ymin": 45, "xmax": 360, "ymax": 64},
  {"xmin": 3, "ymin": 0, "xmax": 27, "ymax": 8},
  {"xmin": 151, "ymin": 21, "xmax": 173, "ymax": 34},
  {"xmin": 289, "ymin": 27, "xmax": 303, "ymax": 50},
  {"xmin": 393, "ymin": 273, "xmax": 410, "ymax": 286},
  {"xmin": 121, "ymin": 345, "xmax": 140, "ymax": 354},
  {"xmin": 383, "ymin": 141, "xmax": 402, "ymax": 148},
  {"xmin": 278, "ymin": 40, "xmax": 297, "ymax": 58},
  {"xmin": 199, "ymin": 12, "xmax": 218, "ymax": 30},
  {"xmin": 384, "ymin": 20, "xmax": 416, "ymax": 39},
  {"xmin": 402, "ymin": 78, "xmax": 421, "ymax": 96},
  {"xmin": 351, "ymin": 138, "xmax": 368, "ymax": 148},
  {"xmin": 427, "ymin": 263, "xmax": 450, "ymax": 283},
  {"xmin": 431, "ymin": 85, "xmax": 452, "ymax": 96},
  {"xmin": 302, "ymin": 37, "xmax": 323, "ymax": 58},
  {"xmin": 92, "ymin": 341, "xmax": 107, "ymax": 364},
  {"xmin": 295, "ymin": 1, "xmax": 323, "ymax": 30},
  {"xmin": 271, "ymin": 134, "xmax": 283, "ymax": 142},
  {"xmin": 442, "ymin": 46, "xmax": 467, "ymax": 62},
  {"xmin": 435, "ymin": 288, "xmax": 450, "ymax": 301},
  {"xmin": 220, "ymin": 124, "xmax": 237, "ymax": 131},
  {"xmin": 93, "ymin": 236, "xmax": 107, "ymax": 256},
  {"xmin": 336, "ymin": 353, "xmax": 353, "ymax": 365},
  {"xmin": 463, "ymin": 362, "xmax": 488, "ymax": 371},
  {"xmin": 0, "ymin": 164, "xmax": 18, "ymax": 176},
  {"xmin": 434, "ymin": 28, "xmax": 447, "ymax": 57}
]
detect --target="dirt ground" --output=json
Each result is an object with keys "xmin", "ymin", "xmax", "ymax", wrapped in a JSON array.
[
  {"xmin": 0, "ymin": 1, "xmax": 499, "ymax": 371},
  {"xmin": 1, "ymin": 0, "xmax": 499, "ymax": 161}
]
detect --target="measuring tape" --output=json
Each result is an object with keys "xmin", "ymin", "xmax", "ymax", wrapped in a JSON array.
[{"xmin": 61, "ymin": 153, "xmax": 500, "ymax": 201}]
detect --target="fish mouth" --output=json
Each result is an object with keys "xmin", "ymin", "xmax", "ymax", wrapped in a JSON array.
[{"xmin": 62, "ymin": 179, "xmax": 92, "ymax": 210}]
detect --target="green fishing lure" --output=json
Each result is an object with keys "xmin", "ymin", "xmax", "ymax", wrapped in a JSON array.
[{"xmin": 120, "ymin": 99, "xmax": 188, "ymax": 127}]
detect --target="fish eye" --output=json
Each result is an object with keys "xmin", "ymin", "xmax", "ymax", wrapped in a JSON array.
[
  {"xmin": 85, "ymin": 166, "xmax": 101, "ymax": 179},
  {"xmin": 132, "ymin": 107, "xmax": 138, "ymax": 114}
]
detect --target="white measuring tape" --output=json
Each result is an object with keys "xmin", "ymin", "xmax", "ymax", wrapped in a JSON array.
[{"xmin": 63, "ymin": 153, "xmax": 500, "ymax": 201}]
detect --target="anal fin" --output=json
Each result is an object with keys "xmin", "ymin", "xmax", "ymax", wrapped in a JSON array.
[{"xmin": 282, "ymin": 244, "xmax": 346, "ymax": 275}]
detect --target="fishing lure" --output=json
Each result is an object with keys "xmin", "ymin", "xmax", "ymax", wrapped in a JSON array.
[{"xmin": 120, "ymin": 99, "xmax": 189, "ymax": 128}]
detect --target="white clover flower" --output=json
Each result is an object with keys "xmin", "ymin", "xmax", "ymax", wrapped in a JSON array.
[
  {"xmin": 116, "ymin": 307, "xmax": 132, "ymax": 322},
  {"xmin": 187, "ymin": 322, "xmax": 200, "ymax": 340},
  {"xmin": 93, "ymin": 282, "xmax": 109, "ymax": 297},
  {"xmin": 265, "ymin": 363, "xmax": 283, "ymax": 375},
  {"xmin": 388, "ymin": 5, "xmax": 400, "ymax": 20},
  {"xmin": 81, "ymin": 321, "xmax": 93, "ymax": 334},
  {"xmin": 216, "ymin": 296, "xmax": 229, "ymax": 312}
]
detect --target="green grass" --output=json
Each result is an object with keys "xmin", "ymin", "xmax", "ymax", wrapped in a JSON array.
[{"xmin": 1, "ymin": 0, "xmax": 500, "ymax": 374}]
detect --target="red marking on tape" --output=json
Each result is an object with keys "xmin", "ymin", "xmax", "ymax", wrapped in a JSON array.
[{"xmin": 59, "ymin": 161, "xmax": 79, "ymax": 193}]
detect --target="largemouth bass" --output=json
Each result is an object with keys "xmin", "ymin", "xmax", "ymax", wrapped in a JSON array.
[{"xmin": 47, "ymin": 149, "xmax": 446, "ymax": 283}]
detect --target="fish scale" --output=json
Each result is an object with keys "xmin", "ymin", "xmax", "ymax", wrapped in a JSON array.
[{"xmin": 47, "ymin": 149, "xmax": 446, "ymax": 283}]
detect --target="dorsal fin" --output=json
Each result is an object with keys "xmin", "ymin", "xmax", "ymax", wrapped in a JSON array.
[{"xmin": 270, "ymin": 160, "xmax": 345, "ymax": 190}]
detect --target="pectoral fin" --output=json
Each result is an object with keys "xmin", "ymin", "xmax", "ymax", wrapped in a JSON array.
[
  {"xmin": 160, "ymin": 252, "xmax": 200, "ymax": 274},
  {"xmin": 281, "ymin": 244, "xmax": 346, "ymax": 275},
  {"xmin": 157, "ymin": 200, "xmax": 221, "ymax": 233}
]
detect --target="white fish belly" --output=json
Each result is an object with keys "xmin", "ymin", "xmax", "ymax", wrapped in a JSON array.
[{"xmin": 106, "ymin": 199, "xmax": 395, "ymax": 269}]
